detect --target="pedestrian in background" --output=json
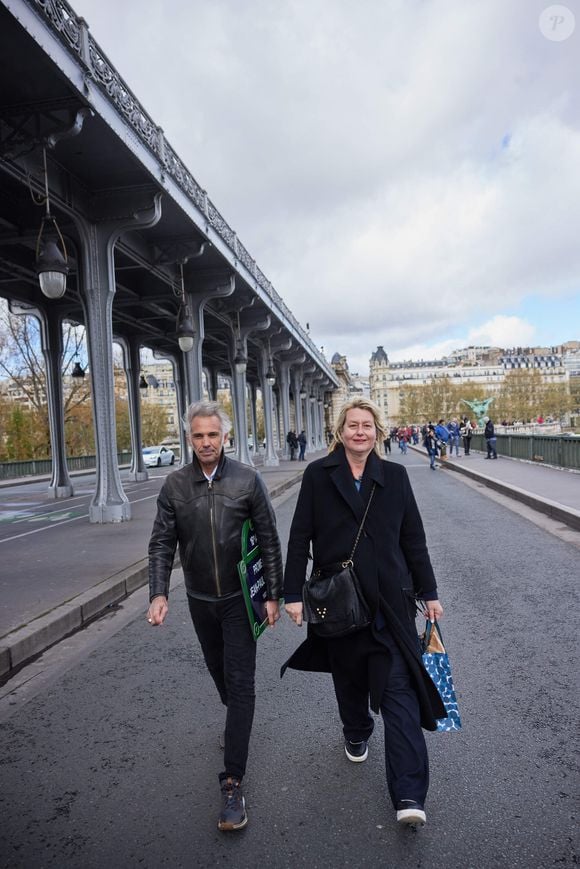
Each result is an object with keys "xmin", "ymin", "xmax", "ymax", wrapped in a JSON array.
[
  {"xmin": 283, "ymin": 397, "xmax": 445, "ymax": 829},
  {"xmin": 424, "ymin": 424, "xmax": 438, "ymax": 470},
  {"xmin": 434, "ymin": 419, "xmax": 449, "ymax": 459},
  {"xmin": 298, "ymin": 429, "xmax": 307, "ymax": 460},
  {"xmin": 286, "ymin": 430, "xmax": 298, "ymax": 460},
  {"xmin": 447, "ymin": 419, "xmax": 461, "ymax": 457},
  {"xmin": 383, "ymin": 432, "xmax": 392, "ymax": 454},
  {"xmin": 484, "ymin": 418, "xmax": 497, "ymax": 459},
  {"xmin": 147, "ymin": 400, "xmax": 283, "ymax": 831},
  {"xmin": 460, "ymin": 417, "xmax": 472, "ymax": 455}
]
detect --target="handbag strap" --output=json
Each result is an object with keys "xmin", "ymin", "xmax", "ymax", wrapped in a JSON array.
[{"xmin": 345, "ymin": 483, "xmax": 376, "ymax": 564}]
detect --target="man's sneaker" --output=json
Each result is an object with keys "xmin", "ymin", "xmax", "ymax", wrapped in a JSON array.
[
  {"xmin": 217, "ymin": 777, "xmax": 247, "ymax": 831},
  {"xmin": 344, "ymin": 739, "xmax": 368, "ymax": 762},
  {"xmin": 396, "ymin": 800, "xmax": 426, "ymax": 826}
]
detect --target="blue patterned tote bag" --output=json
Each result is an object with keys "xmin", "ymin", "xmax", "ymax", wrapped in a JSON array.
[{"xmin": 421, "ymin": 620, "xmax": 462, "ymax": 732}]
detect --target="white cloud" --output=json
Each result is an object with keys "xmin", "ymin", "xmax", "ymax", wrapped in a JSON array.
[
  {"xmin": 71, "ymin": 0, "xmax": 579, "ymax": 373},
  {"xmin": 467, "ymin": 316, "xmax": 536, "ymax": 348}
]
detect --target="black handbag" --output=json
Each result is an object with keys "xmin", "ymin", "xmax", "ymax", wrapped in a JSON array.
[{"xmin": 302, "ymin": 484, "xmax": 375, "ymax": 638}]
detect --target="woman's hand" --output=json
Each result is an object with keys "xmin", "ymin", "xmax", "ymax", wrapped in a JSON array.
[
  {"xmin": 424, "ymin": 599, "xmax": 443, "ymax": 622},
  {"xmin": 285, "ymin": 602, "xmax": 303, "ymax": 627}
]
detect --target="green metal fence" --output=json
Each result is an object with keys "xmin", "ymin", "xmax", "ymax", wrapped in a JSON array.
[
  {"xmin": 470, "ymin": 433, "xmax": 580, "ymax": 470},
  {"xmin": 0, "ymin": 451, "xmax": 133, "ymax": 481}
]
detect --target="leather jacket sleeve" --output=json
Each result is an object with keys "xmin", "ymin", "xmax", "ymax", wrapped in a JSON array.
[
  {"xmin": 148, "ymin": 481, "xmax": 178, "ymax": 601},
  {"xmin": 250, "ymin": 473, "xmax": 283, "ymax": 600}
]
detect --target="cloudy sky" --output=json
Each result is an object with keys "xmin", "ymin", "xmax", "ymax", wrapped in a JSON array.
[{"xmin": 72, "ymin": 0, "xmax": 580, "ymax": 374}]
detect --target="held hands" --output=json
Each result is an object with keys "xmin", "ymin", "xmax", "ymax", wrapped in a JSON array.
[
  {"xmin": 285, "ymin": 602, "xmax": 303, "ymax": 627},
  {"xmin": 147, "ymin": 595, "xmax": 168, "ymax": 626}
]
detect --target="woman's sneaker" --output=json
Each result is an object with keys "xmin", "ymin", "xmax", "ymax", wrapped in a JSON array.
[
  {"xmin": 344, "ymin": 739, "xmax": 368, "ymax": 762},
  {"xmin": 396, "ymin": 800, "xmax": 426, "ymax": 826},
  {"xmin": 218, "ymin": 777, "xmax": 247, "ymax": 831}
]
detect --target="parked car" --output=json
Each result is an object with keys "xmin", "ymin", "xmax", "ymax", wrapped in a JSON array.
[{"xmin": 142, "ymin": 445, "xmax": 175, "ymax": 467}]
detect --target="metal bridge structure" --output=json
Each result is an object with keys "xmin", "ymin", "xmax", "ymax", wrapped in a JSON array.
[{"xmin": 0, "ymin": 0, "xmax": 338, "ymax": 521}]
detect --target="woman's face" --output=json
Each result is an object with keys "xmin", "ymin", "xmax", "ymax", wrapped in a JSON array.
[{"xmin": 341, "ymin": 408, "xmax": 377, "ymax": 460}]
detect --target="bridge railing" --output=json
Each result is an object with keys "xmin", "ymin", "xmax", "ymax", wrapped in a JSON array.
[
  {"xmin": 31, "ymin": 0, "xmax": 334, "ymax": 381},
  {"xmin": 470, "ymin": 433, "xmax": 580, "ymax": 470},
  {"xmin": 0, "ymin": 451, "xmax": 133, "ymax": 481}
]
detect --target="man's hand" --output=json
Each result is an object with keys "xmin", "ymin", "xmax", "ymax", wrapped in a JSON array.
[
  {"xmin": 266, "ymin": 600, "xmax": 280, "ymax": 627},
  {"xmin": 147, "ymin": 595, "xmax": 168, "ymax": 626},
  {"xmin": 425, "ymin": 599, "xmax": 443, "ymax": 623},
  {"xmin": 285, "ymin": 602, "xmax": 303, "ymax": 627}
]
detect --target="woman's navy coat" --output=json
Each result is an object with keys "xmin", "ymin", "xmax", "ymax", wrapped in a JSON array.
[{"xmin": 283, "ymin": 445, "xmax": 446, "ymax": 730}]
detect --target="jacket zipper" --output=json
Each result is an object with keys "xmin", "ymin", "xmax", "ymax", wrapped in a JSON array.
[{"xmin": 208, "ymin": 478, "xmax": 222, "ymax": 595}]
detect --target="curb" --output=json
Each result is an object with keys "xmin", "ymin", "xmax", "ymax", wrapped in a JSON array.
[
  {"xmin": 409, "ymin": 446, "xmax": 580, "ymax": 532},
  {"xmin": 0, "ymin": 471, "xmax": 305, "ymax": 681}
]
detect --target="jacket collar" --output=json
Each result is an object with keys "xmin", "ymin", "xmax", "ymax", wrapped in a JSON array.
[
  {"xmin": 190, "ymin": 449, "xmax": 227, "ymax": 482},
  {"xmin": 322, "ymin": 445, "xmax": 384, "ymax": 520}
]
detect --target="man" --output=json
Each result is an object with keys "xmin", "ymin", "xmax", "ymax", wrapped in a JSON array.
[
  {"xmin": 484, "ymin": 417, "xmax": 497, "ymax": 459},
  {"xmin": 147, "ymin": 400, "xmax": 283, "ymax": 831},
  {"xmin": 434, "ymin": 419, "xmax": 449, "ymax": 459},
  {"xmin": 297, "ymin": 429, "xmax": 307, "ymax": 461},
  {"xmin": 286, "ymin": 429, "xmax": 298, "ymax": 460},
  {"xmin": 447, "ymin": 418, "xmax": 461, "ymax": 457}
]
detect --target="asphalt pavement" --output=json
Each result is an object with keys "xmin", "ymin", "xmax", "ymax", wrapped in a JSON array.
[
  {"xmin": 1, "ymin": 446, "xmax": 579, "ymax": 681},
  {"xmin": 0, "ymin": 452, "xmax": 578, "ymax": 868}
]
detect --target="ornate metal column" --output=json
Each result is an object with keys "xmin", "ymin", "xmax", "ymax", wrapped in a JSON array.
[
  {"xmin": 277, "ymin": 351, "xmax": 305, "ymax": 459},
  {"xmin": 75, "ymin": 193, "xmax": 162, "ymax": 522},
  {"xmin": 9, "ymin": 300, "xmax": 74, "ymax": 498},
  {"xmin": 183, "ymin": 273, "xmax": 235, "ymax": 403},
  {"xmin": 117, "ymin": 335, "xmax": 148, "ymax": 482},
  {"xmin": 205, "ymin": 365, "xmax": 220, "ymax": 401},
  {"xmin": 174, "ymin": 351, "xmax": 190, "ymax": 465},
  {"xmin": 302, "ymin": 364, "xmax": 317, "ymax": 455},
  {"xmin": 257, "ymin": 342, "xmax": 278, "ymax": 467},
  {"xmin": 291, "ymin": 366, "xmax": 304, "ymax": 437},
  {"xmin": 248, "ymin": 380, "xmax": 260, "ymax": 457},
  {"xmin": 228, "ymin": 312, "xmax": 270, "ymax": 466}
]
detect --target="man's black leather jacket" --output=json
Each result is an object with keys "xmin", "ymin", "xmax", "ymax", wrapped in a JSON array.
[{"xmin": 148, "ymin": 451, "xmax": 283, "ymax": 601}]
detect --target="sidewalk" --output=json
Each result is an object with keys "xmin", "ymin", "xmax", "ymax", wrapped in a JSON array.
[
  {"xmin": 0, "ymin": 453, "xmax": 313, "ymax": 681},
  {"xmin": 409, "ymin": 443, "xmax": 580, "ymax": 530}
]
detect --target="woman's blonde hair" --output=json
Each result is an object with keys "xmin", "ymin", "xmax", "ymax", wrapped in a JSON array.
[{"xmin": 329, "ymin": 397, "xmax": 387, "ymax": 457}]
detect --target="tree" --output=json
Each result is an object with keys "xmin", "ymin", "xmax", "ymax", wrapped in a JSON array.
[{"xmin": 0, "ymin": 302, "xmax": 91, "ymax": 458}]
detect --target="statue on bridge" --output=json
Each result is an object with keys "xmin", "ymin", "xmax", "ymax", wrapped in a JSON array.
[{"xmin": 460, "ymin": 397, "xmax": 495, "ymax": 426}]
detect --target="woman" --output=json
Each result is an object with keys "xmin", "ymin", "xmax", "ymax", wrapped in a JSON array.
[
  {"xmin": 423, "ymin": 424, "xmax": 438, "ymax": 470},
  {"xmin": 283, "ymin": 397, "xmax": 445, "ymax": 828},
  {"xmin": 484, "ymin": 418, "xmax": 497, "ymax": 459}
]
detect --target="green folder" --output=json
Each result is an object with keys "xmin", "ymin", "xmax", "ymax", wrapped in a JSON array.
[{"xmin": 237, "ymin": 518, "xmax": 268, "ymax": 640}]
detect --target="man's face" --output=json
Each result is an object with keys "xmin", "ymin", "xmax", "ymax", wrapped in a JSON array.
[{"xmin": 189, "ymin": 415, "xmax": 228, "ymax": 470}]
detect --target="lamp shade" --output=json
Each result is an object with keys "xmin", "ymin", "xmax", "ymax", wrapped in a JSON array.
[
  {"xmin": 266, "ymin": 366, "xmax": 276, "ymax": 386},
  {"xmin": 36, "ymin": 228, "xmax": 68, "ymax": 300},
  {"xmin": 176, "ymin": 302, "xmax": 195, "ymax": 352},
  {"xmin": 234, "ymin": 352, "xmax": 247, "ymax": 375}
]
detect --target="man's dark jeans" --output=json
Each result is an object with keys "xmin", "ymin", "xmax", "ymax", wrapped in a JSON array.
[{"xmin": 186, "ymin": 593, "xmax": 256, "ymax": 781}]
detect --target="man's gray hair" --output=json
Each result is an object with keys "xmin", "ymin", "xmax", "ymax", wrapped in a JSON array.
[{"xmin": 183, "ymin": 400, "xmax": 231, "ymax": 436}]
